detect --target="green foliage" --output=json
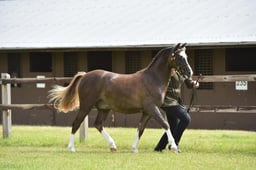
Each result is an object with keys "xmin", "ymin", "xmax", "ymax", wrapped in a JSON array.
[{"xmin": 0, "ymin": 126, "xmax": 255, "ymax": 170}]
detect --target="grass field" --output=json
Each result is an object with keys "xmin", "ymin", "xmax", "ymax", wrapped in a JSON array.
[{"xmin": 0, "ymin": 126, "xmax": 255, "ymax": 170}]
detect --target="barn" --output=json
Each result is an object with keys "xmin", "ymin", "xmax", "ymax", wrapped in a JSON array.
[{"xmin": 0, "ymin": 0, "xmax": 256, "ymax": 130}]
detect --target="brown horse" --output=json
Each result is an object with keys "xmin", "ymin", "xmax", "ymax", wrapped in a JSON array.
[{"xmin": 48, "ymin": 43, "xmax": 193, "ymax": 153}]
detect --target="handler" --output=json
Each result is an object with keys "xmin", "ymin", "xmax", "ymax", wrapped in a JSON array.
[{"xmin": 154, "ymin": 68, "xmax": 199, "ymax": 153}]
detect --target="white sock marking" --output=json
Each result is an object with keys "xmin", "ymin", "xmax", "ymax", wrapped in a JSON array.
[
  {"xmin": 132, "ymin": 131, "xmax": 139, "ymax": 153},
  {"xmin": 68, "ymin": 134, "xmax": 76, "ymax": 152},
  {"xmin": 101, "ymin": 129, "xmax": 116, "ymax": 149}
]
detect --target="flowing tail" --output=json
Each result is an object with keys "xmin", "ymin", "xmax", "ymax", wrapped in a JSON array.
[{"xmin": 48, "ymin": 72, "xmax": 86, "ymax": 113}]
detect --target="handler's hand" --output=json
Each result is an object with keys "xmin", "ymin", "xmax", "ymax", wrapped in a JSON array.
[{"xmin": 193, "ymin": 81, "xmax": 199, "ymax": 88}]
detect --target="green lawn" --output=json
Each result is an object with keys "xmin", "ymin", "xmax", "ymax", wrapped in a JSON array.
[{"xmin": 0, "ymin": 126, "xmax": 255, "ymax": 170}]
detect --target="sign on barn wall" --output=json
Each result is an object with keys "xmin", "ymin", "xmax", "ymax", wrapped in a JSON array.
[
  {"xmin": 36, "ymin": 75, "xmax": 45, "ymax": 88},
  {"xmin": 235, "ymin": 81, "xmax": 248, "ymax": 90}
]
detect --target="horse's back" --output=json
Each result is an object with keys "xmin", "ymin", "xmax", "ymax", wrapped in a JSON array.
[
  {"xmin": 80, "ymin": 69, "xmax": 143, "ymax": 86},
  {"xmin": 78, "ymin": 69, "xmax": 115, "ymax": 92},
  {"xmin": 78, "ymin": 69, "xmax": 147, "ymax": 113}
]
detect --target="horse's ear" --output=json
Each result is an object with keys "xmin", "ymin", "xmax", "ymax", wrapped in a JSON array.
[
  {"xmin": 175, "ymin": 43, "xmax": 181, "ymax": 49},
  {"xmin": 181, "ymin": 43, "xmax": 187, "ymax": 48},
  {"xmin": 172, "ymin": 43, "xmax": 181, "ymax": 52}
]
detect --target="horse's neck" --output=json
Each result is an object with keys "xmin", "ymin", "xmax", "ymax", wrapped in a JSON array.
[{"xmin": 144, "ymin": 56, "xmax": 170, "ymax": 85}]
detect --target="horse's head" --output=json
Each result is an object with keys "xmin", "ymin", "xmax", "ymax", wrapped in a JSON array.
[{"xmin": 169, "ymin": 43, "xmax": 193, "ymax": 78}]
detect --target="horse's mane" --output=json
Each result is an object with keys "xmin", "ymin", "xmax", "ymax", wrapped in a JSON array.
[{"xmin": 145, "ymin": 47, "xmax": 172, "ymax": 70}]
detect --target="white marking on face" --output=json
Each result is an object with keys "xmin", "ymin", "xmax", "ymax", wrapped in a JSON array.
[
  {"xmin": 178, "ymin": 50, "xmax": 193, "ymax": 76},
  {"xmin": 179, "ymin": 50, "xmax": 187, "ymax": 59}
]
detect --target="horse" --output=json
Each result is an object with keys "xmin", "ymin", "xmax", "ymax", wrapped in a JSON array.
[{"xmin": 48, "ymin": 43, "xmax": 193, "ymax": 153}]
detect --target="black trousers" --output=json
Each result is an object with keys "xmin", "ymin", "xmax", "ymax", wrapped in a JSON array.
[{"xmin": 155, "ymin": 105, "xmax": 191, "ymax": 150}]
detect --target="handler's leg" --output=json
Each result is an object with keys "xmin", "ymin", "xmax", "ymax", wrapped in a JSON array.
[{"xmin": 171, "ymin": 105, "xmax": 191, "ymax": 146}]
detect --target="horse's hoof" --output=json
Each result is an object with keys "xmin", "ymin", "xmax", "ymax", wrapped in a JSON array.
[
  {"xmin": 109, "ymin": 142, "xmax": 117, "ymax": 152},
  {"xmin": 68, "ymin": 146, "xmax": 76, "ymax": 152},
  {"xmin": 110, "ymin": 147, "xmax": 117, "ymax": 152},
  {"xmin": 168, "ymin": 145, "xmax": 178, "ymax": 153},
  {"xmin": 132, "ymin": 147, "xmax": 139, "ymax": 153},
  {"xmin": 170, "ymin": 147, "xmax": 178, "ymax": 153}
]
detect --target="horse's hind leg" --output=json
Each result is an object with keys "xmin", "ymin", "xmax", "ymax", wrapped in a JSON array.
[
  {"xmin": 68, "ymin": 108, "xmax": 91, "ymax": 152},
  {"xmin": 94, "ymin": 109, "xmax": 117, "ymax": 152},
  {"xmin": 132, "ymin": 112, "xmax": 151, "ymax": 153}
]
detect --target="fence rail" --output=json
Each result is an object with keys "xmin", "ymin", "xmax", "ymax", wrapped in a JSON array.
[
  {"xmin": 0, "ymin": 104, "xmax": 54, "ymax": 110},
  {"xmin": 1, "ymin": 74, "xmax": 256, "ymax": 85},
  {"xmin": 1, "ymin": 104, "xmax": 256, "ymax": 113},
  {"xmin": 194, "ymin": 74, "xmax": 256, "ymax": 82},
  {"xmin": 0, "ymin": 73, "xmax": 88, "ymax": 140},
  {"xmin": 1, "ymin": 73, "xmax": 256, "ymax": 139},
  {"xmin": 188, "ymin": 105, "xmax": 256, "ymax": 113},
  {"xmin": 0, "ymin": 77, "xmax": 72, "ymax": 84}
]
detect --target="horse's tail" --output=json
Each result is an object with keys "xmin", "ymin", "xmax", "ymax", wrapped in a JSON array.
[{"xmin": 48, "ymin": 72, "xmax": 86, "ymax": 113}]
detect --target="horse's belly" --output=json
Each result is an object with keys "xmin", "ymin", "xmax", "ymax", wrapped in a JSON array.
[
  {"xmin": 112, "ymin": 106, "xmax": 141, "ymax": 114},
  {"xmin": 101, "ymin": 79, "xmax": 145, "ymax": 113},
  {"xmin": 99, "ymin": 97, "xmax": 142, "ymax": 114}
]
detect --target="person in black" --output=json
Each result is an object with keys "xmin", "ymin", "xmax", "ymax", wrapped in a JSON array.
[{"xmin": 154, "ymin": 68, "xmax": 199, "ymax": 152}]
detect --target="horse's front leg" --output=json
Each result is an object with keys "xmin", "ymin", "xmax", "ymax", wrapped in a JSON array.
[
  {"xmin": 165, "ymin": 129, "xmax": 178, "ymax": 152},
  {"xmin": 132, "ymin": 113, "xmax": 151, "ymax": 153},
  {"xmin": 159, "ymin": 107, "xmax": 178, "ymax": 152},
  {"xmin": 145, "ymin": 104, "xmax": 178, "ymax": 153},
  {"xmin": 94, "ymin": 110, "xmax": 117, "ymax": 152}
]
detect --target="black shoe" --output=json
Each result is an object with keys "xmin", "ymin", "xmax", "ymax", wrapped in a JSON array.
[{"xmin": 154, "ymin": 148, "xmax": 163, "ymax": 152}]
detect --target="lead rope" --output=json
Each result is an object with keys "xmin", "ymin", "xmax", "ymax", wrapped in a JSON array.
[{"xmin": 187, "ymin": 74, "xmax": 201, "ymax": 113}]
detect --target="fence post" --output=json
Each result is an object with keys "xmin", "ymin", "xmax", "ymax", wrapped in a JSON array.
[
  {"xmin": 79, "ymin": 116, "xmax": 88, "ymax": 142},
  {"xmin": 1, "ymin": 73, "xmax": 12, "ymax": 138}
]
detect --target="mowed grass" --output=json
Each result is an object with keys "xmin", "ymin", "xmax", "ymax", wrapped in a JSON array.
[{"xmin": 0, "ymin": 126, "xmax": 255, "ymax": 170}]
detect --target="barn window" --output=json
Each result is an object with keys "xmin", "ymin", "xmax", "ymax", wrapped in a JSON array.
[
  {"xmin": 195, "ymin": 49, "xmax": 213, "ymax": 90},
  {"xmin": 226, "ymin": 48, "xmax": 256, "ymax": 72},
  {"xmin": 8, "ymin": 53, "xmax": 21, "ymax": 87},
  {"xmin": 64, "ymin": 52, "xmax": 78, "ymax": 77},
  {"xmin": 87, "ymin": 51, "xmax": 112, "ymax": 71},
  {"xmin": 30, "ymin": 52, "xmax": 52, "ymax": 72},
  {"xmin": 125, "ymin": 51, "xmax": 141, "ymax": 74}
]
